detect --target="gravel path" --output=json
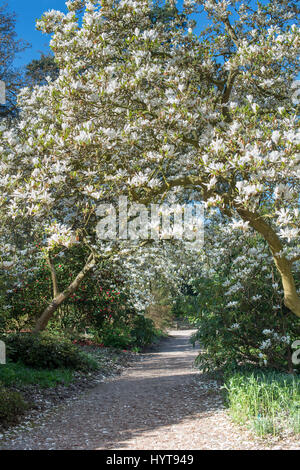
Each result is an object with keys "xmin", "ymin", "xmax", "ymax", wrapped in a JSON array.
[{"xmin": 0, "ymin": 330, "xmax": 299, "ymax": 450}]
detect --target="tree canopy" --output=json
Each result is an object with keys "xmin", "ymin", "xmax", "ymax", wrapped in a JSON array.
[{"xmin": 0, "ymin": 0, "xmax": 299, "ymax": 333}]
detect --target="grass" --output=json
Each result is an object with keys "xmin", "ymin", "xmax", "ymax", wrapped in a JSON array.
[
  {"xmin": 223, "ymin": 368, "xmax": 300, "ymax": 437},
  {"xmin": 0, "ymin": 361, "xmax": 74, "ymax": 388}
]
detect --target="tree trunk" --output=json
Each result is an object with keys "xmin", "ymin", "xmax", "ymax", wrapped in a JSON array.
[
  {"xmin": 33, "ymin": 254, "xmax": 96, "ymax": 333},
  {"xmin": 46, "ymin": 253, "xmax": 59, "ymax": 298},
  {"xmin": 236, "ymin": 206, "xmax": 300, "ymax": 318}
]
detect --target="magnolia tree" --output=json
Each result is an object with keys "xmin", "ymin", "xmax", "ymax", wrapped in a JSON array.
[
  {"xmin": 0, "ymin": 0, "xmax": 299, "ymax": 331},
  {"xmin": 33, "ymin": 0, "xmax": 299, "ymax": 316}
]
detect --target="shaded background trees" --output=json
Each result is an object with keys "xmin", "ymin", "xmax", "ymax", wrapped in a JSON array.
[
  {"xmin": 25, "ymin": 53, "xmax": 59, "ymax": 86},
  {"xmin": 0, "ymin": 2, "xmax": 29, "ymax": 118}
]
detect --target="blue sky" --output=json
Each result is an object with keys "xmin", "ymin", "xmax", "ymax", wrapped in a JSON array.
[
  {"xmin": 10, "ymin": 0, "xmax": 207, "ymax": 69},
  {"xmin": 10, "ymin": 0, "xmax": 68, "ymax": 68}
]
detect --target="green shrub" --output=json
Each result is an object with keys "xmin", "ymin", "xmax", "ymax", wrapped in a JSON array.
[
  {"xmin": 179, "ymin": 232, "xmax": 300, "ymax": 374},
  {"xmin": 3, "ymin": 332, "xmax": 98, "ymax": 371},
  {"xmin": 223, "ymin": 367, "xmax": 300, "ymax": 436},
  {"xmin": 100, "ymin": 324, "xmax": 133, "ymax": 349},
  {"xmin": 0, "ymin": 385, "xmax": 28, "ymax": 426},
  {"xmin": 189, "ymin": 269, "xmax": 299, "ymax": 373},
  {"xmin": 130, "ymin": 316, "xmax": 157, "ymax": 348},
  {"xmin": 98, "ymin": 315, "xmax": 159, "ymax": 350}
]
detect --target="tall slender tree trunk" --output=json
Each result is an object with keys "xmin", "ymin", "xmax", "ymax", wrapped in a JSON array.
[
  {"xmin": 33, "ymin": 254, "xmax": 96, "ymax": 333},
  {"xmin": 46, "ymin": 253, "xmax": 59, "ymax": 298}
]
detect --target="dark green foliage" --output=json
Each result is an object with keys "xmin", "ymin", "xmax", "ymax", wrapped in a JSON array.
[
  {"xmin": 100, "ymin": 324, "xmax": 132, "ymax": 349},
  {"xmin": 130, "ymin": 316, "xmax": 157, "ymax": 348},
  {"xmin": 0, "ymin": 245, "xmax": 134, "ymax": 335},
  {"xmin": 189, "ymin": 273, "xmax": 300, "ymax": 373},
  {"xmin": 4, "ymin": 333, "xmax": 98, "ymax": 371},
  {"xmin": 0, "ymin": 385, "xmax": 28, "ymax": 426},
  {"xmin": 25, "ymin": 53, "xmax": 59, "ymax": 86},
  {"xmin": 150, "ymin": 2, "xmax": 179, "ymax": 24},
  {"xmin": 149, "ymin": 0, "xmax": 190, "ymax": 30},
  {"xmin": 99, "ymin": 315, "xmax": 159, "ymax": 350},
  {"xmin": 174, "ymin": 235, "xmax": 300, "ymax": 374}
]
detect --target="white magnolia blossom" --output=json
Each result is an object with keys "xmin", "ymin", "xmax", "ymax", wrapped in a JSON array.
[{"xmin": 0, "ymin": 0, "xmax": 299, "ymax": 329}]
